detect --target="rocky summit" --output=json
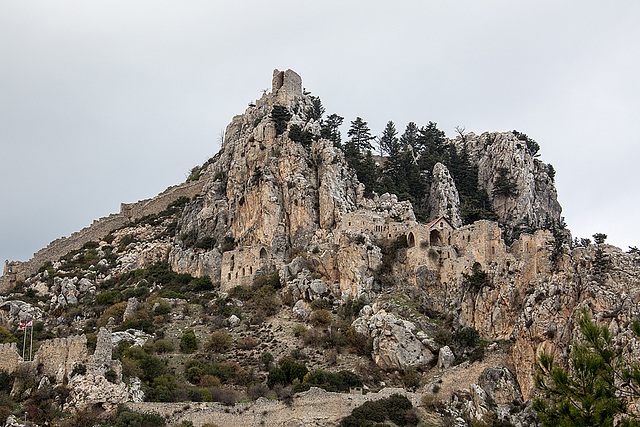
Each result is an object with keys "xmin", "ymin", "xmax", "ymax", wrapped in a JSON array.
[{"xmin": 1, "ymin": 69, "xmax": 638, "ymax": 427}]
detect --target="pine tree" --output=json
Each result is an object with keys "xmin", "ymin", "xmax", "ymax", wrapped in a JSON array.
[
  {"xmin": 379, "ymin": 121, "xmax": 400, "ymax": 157},
  {"xmin": 399, "ymin": 122, "xmax": 419, "ymax": 151},
  {"xmin": 534, "ymin": 308, "xmax": 640, "ymax": 427},
  {"xmin": 320, "ymin": 113, "xmax": 344, "ymax": 147},
  {"xmin": 347, "ymin": 117, "xmax": 375, "ymax": 152}
]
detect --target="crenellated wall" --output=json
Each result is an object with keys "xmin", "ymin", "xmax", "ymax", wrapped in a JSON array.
[{"xmin": 1, "ymin": 175, "xmax": 208, "ymax": 288}]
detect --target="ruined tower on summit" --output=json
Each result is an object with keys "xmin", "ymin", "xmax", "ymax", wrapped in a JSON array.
[{"xmin": 272, "ymin": 69, "xmax": 302, "ymax": 104}]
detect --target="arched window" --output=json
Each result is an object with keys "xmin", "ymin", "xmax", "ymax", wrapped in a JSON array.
[{"xmin": 260, "ymin": 247, "xmax": 268, "ymax": 259}]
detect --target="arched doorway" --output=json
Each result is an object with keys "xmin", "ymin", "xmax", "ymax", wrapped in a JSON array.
[
  {"xmin": 407, "ymin": 232, "xmax": 416, "ymax": 248},
  {"xmin": 430, "ymin": 229, "xmax": 442, "ymax": 246}
]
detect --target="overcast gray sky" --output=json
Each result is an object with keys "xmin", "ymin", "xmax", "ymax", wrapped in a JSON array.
[{"xmin": 1, "ymin": 1, "xmax": 639, "ymax": 266}]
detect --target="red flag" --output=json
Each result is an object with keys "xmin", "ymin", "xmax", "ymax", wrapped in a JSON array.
[{"xmin": 18, "ymin": 322, "xmax": 27, "ymax": 329}]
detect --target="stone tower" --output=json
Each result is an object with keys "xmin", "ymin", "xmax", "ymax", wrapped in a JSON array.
[{"xmin": 272, "ymin": 69, "xmax": 303, "ymax": 104}]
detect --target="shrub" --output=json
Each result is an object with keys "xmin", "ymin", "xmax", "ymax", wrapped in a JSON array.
[
  {"xmin": 114, "ymin": 405, "xmax": 166, "ymax": 427},
  {"xmin": 247, "ymin": 383, "xmax": 270, "ymax": 400},
  {"xmin": 199, "ymin": 375, "xmax": 221, "ymax": 388},
  {"xmin": 180, "ymin": 330, "xmax": 199, "ymax": 353},
  {"xmin": 154, "ymin": 339, "xmax": 174, "ymax": 354},
  {"xmin": 402, "ymin": 366, "xmax": 421, "ymax": 389},
  {"xmin": 453, "ymin": 326, "xmax": 480, "ymax": 348},
  {"xmin": 293, "ymin": 324, "xmax": 307, "ymax": 337},
  {"xmin": 209, "ymin": 387, "xmax": 236, "ymax": 406},
  {"xmin": 237, "ymin": 337, "xmax": 259, "ymax": 350},
  {"xmin": 267, "ymin": 368, "xmax": 287, "ymax": 388},
  {"xmin": 260, "ymin": 352, "xmax": 274, "ymax": 371},
  {"xmin": 309, "ymin": 309, "xmax": 332, "ymax": 327},
  {"xmin": 339, "ymin": 393, "xmax": 414, "ymax": 426},
  {"xmin": 205, "ymin": 331, "xmax": 231, "ymax": 353},
  {"xmin": 153, "ymin": 300, "xmax": 172, "ymax": 316}
]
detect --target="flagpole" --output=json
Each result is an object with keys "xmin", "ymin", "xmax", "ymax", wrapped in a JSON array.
[
  {"xmin": 22, "ymin": 325, "xmax": 26, "ymax": 360},
  {"xmin": 29, "ymin": 321, "xmax": 33, "ymax": 361}
]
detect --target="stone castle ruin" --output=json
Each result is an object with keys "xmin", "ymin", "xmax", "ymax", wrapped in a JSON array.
[
  {"xmin": 0, "ymin": 327, "xmax": 119, "ymax": 383},
  {"xmin": 1, "ymin": 173, "xmax": 208, "ymax": 291},
  {"xmin": 220, "ymin": 245, "xmax": 283, "ymax": 292}
]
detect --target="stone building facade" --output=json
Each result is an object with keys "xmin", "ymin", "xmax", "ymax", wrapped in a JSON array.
[{"xmin": 220, "ymin": 245, "xmax": 281, "ymax": 292}]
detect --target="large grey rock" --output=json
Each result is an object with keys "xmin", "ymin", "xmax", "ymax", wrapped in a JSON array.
[
  {"xmin": 111, "ymin": 329, "xmax": 152, "ymax": 348},
  {"xmin": 228, "ymin": 314, "xmax": 241, "ymax": 328},
  {"xmin": 293, "ymin": 300, "xmax": 311, "ymax": 320},
  {"xmin": 0, "ymin": 300, "xmax": 43, "ymax": 326},
  {"xmin": 456, "ymin": 131, "xmax": 561, "ymax": 233},
  {"xmin": 352, "ymin": 309, "xmax": 434, "ymax": 371},
  {"xmin": 477, "ymin": 367, "xmax": 522, "ymax": 405},
  {"xmin": 437, "ymin": 345, "xmax": 455, "ymax": 369},
  {"xmin": 428, "ymin": 163, "xmax": 462, "ymax": 227}
]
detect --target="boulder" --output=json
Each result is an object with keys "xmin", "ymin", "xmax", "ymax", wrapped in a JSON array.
[
  {"xmin": 353, "ymin": 309, "xmax": 434, "ymax": 371},
  {"xmin": 437, "ymin": 346, "xmax": 455, "ymax": 369}
]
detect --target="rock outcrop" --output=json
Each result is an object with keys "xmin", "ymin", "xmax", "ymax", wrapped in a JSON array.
[
  {"xmin": 457, "ymin": 131, "xmax": 561, "ymax": 234},
  {"xmin": 353, "ymin": 306, "xmax": 434, "ymax": 371},
  {"xmin": 428, "ymin": 162, "xmax": 462, "ymax": 227}
]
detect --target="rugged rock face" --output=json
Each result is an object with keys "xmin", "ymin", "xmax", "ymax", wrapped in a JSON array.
[
  {"xmin": 456, "ymin": 131, "xmax": 561, "ymax": 233},
  {"xmin": 428, "ymin": 162, "xmax": 462, "ymax": 227},
  {"xmin": 170, "ymin": 69, "xmax": 362, "ymax": 279},
  {"xmin": 353, "ymin": 305, "xmax": 434, "ymax": 371}
]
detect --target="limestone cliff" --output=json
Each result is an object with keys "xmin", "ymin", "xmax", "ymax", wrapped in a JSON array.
[
  {"xmin": 456, "ymin": 131, "xmax": 561, "ymax": 234},
  {"xmin": 170, "ymin": 69, "xmax": 364, "ymax": 280}
]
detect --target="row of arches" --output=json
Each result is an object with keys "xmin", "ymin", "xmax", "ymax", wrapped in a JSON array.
[{"xmin": 407, "ymin": 230, "xmax": 446, "ymax": 248}]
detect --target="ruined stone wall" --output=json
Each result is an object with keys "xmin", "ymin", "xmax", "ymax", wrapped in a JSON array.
[
  {"xmin": 220, "ymin": 246, "xmax": 278, "ymax": 292},
  {"xmin": 34, "ymin": 335, "xmax": 87, "ymax": 382},
  {"xmin": 340, "ymin": 210, "xmax": 410, "ymax": 241},
  {"xmin": 2, "ymin": 176, "xmax": 207, "ymax": 284},
  {"xmin": 127, "ymin": 387, "xmax": 421, "ymax": 427},
  {"xmin": 0, "ymin": 342, "xmax": 22, "ymax": 373}
]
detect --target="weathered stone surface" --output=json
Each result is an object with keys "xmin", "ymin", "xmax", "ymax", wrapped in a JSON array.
[
  {"xmin": 228, "ymin": 314, "xmax": 241, "ymax": 328},
  {"xmin": 456, "ymin": 131, "xmax": 561, "ymax": 234},
  {"xmin": 123, "ymin": 297, "xmax": 138, "ymax": 321},
  {"xmin": 0, "ymin": 300, "xmax": 43, "ymax": 326},
  {"xmin": 67, "ymin": 375, "xmax": 144, "ymax": 411},
  {"xmin": 353, "ymin": 309, "xmax": 434, "ymax": 371},
  {"xmin": 292, "ymin": 300, "xmax": 311, "ymax": 320},
  {"xmin": 428, "ymin": 162, "xmax": 462, "ymax": 227},
  {"xmin": 111, "ymin": 329, "xmax": 152, "ymax": 348},
  {"xmin": 438, "ymin": 346, "xmax": 455, "ymax": 369},
  {"xmin": 477, "ymin": 367, "xmax": 522, "ymax": 405}
]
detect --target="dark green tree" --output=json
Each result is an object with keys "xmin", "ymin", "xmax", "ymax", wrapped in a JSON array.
[
  {"xmin": 379, "ymin": 121, "xmax": 400, "ymax": 157},
  {"xmin": 534, "ymin": 308, "xmax": 640, "ymax": 427},
  {"xmin": 347, "ymin": 117, "xmax": 375, "ymax": 152},
  {"xmin": 492, "ymin": 167, "xmax": 518, "ymax": 197},
  {"xmin": 399, "ymin": 122, "xmax": 419, "ymax": 151},
  {"xmin": 271, "ymin": 105, "xmax": 291, "ymax": 136},
  {"xmin": 306, "ymin": 95, "xmax": 325, "ymax": 121},
  {"xmin": 320, "ymin": 113, "xmax": 344, "ymax": 147},
  {"xmin": 179, "ymin": 329, "xmax": 198, "ymax": 354},
  {"xmin": 592, "ymin": 233, "xmax": 611, "ymax": 275}
]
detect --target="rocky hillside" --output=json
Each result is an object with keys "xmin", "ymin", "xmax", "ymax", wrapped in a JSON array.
[{"xmin": 1, "ymin": 69, "xmax": 638, "ymax": 427}]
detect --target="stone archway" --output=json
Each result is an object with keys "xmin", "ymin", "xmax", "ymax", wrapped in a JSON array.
[
  {"xmin": 260, "ymin": 247, "xmax": 268, "ymax": 259},
  {"xmin": 407, "ymin": 232, "xmax": 416, "ymax": 248},
  {"xmin": 430, "ymin": 229, "xmax": 442, "ymax": 246}
]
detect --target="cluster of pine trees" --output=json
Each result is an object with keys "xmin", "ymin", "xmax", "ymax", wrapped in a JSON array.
[{"xmin": 306, "ymin": 96, "xmax": 496, "ymax": 224}]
